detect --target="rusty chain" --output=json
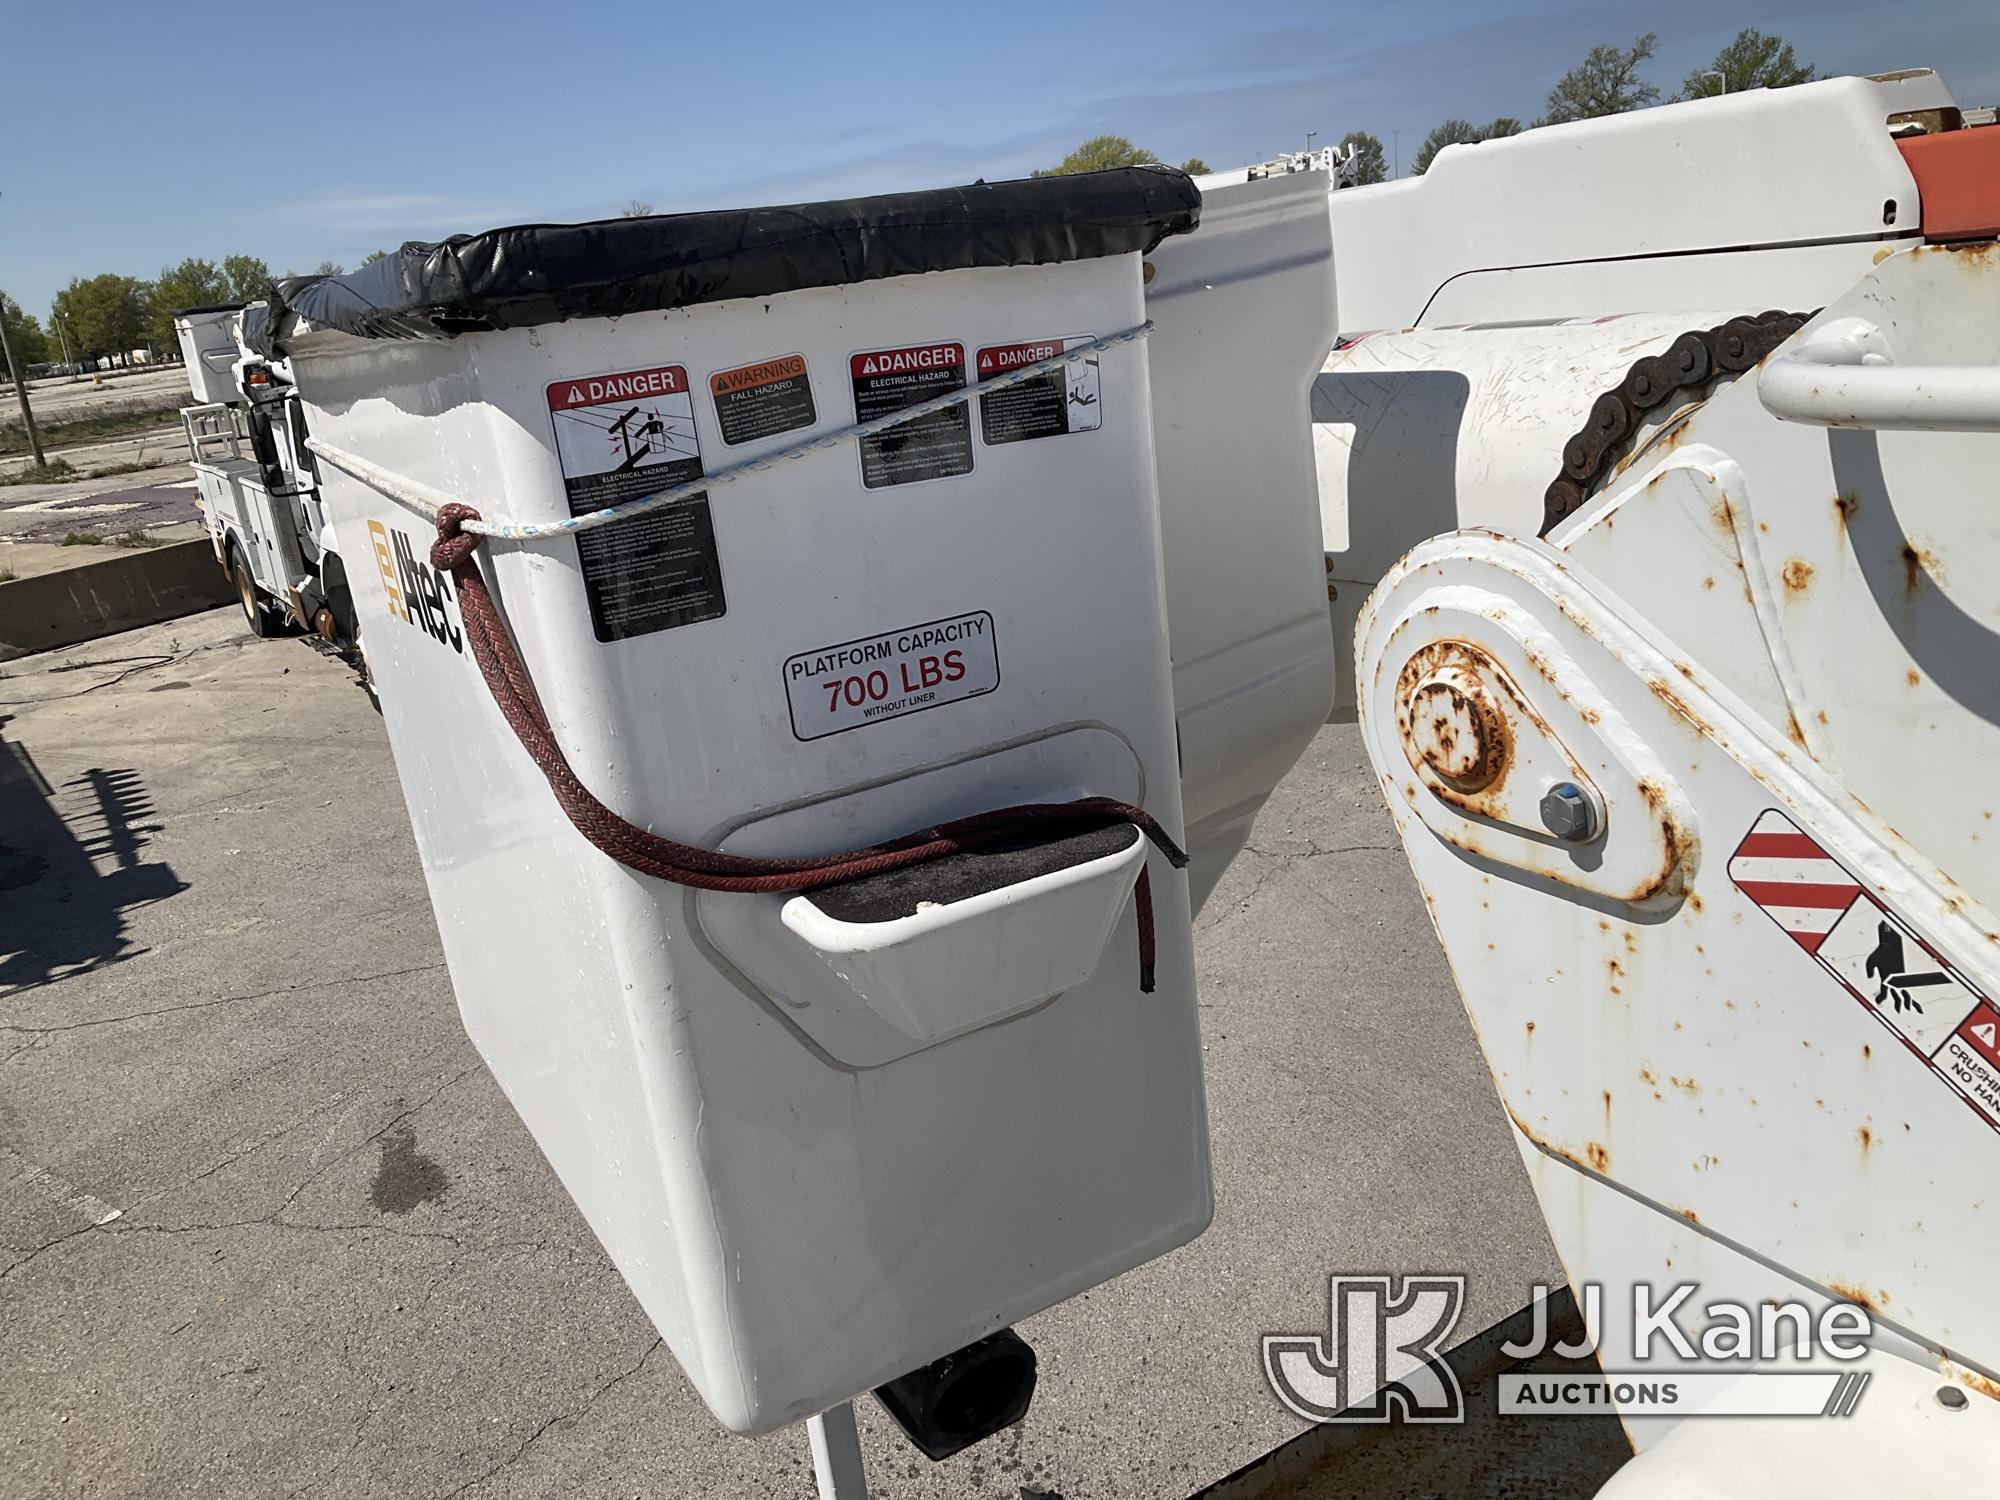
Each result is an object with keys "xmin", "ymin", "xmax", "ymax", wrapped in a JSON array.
[{"xmin": 1539, "ymin": 308, "xmax": 1816, "ymax": 536}]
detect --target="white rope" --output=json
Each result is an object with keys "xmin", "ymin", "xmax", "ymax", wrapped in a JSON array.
[{"xmin": 306, "ymin": 322, "xmax": 1152, "ymax": 543}]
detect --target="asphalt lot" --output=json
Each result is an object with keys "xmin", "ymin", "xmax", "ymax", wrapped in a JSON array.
[{"xmin": 0, "ymin": 607, "xmax": 1608, "ymax": 1499}]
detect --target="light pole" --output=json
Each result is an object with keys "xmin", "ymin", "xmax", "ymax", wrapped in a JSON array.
[
  {"xmin": 1703, "ymin": 71, "xmax": 1727, "ymax": 96},
  {"xmin": 0, "ymin": 299, "xmax": 47, "ymax": 468},
  {"xmin": 53, "ymin": 310, "xmax": 74, "ymax": 374},
  {"xmin": 0, "ymin": 192, "xmax": 49, "ymax": 468},
  {"xmin": 1393, "ymin": 130, "xmax": 1401, "ymax": 179}
]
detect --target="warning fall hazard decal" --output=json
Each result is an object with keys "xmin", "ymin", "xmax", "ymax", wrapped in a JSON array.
[{"xmin": 1730, "ymin": 809, "xmax": 2000, "ymax": 1135}]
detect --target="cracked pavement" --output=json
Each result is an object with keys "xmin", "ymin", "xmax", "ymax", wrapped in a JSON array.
[{"xmin": 1, "ymin": 607, "xmax": 1565, "ymax": 1498}]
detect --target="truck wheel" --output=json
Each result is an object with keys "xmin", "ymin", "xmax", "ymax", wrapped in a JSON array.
[{"xmin": 230, "ymin": 548, "xmax": 278, "ymax": 639}]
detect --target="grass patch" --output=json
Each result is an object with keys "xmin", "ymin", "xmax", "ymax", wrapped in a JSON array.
[
  {"xmin": 108, "ymin": 530, "xmax": 163, "ymax": 548},
  {"xmin": 0, "ymin": 457, "xmax": 77, "ymax": 485},
  {"xmin": 0, "ymin": 400, "xmax": 187, "ymax": 458},
  {"xmin": 60, "ymin": 531, "xmax": 104, "ymax": 546},
  {"xmin": 87, "ymin": 459, "xmax": 175, "ymax": 480}
]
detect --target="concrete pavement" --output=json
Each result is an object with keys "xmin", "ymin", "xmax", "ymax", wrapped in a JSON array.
[{"xmin": 0, "ymin": 608, "xmax": 1603, "ymax": 1498}]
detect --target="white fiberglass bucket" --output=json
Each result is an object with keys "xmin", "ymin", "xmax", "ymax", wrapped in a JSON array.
[{"xmin": 259, "ymin": 174, "xmax": 1213, "ymax": 1433}]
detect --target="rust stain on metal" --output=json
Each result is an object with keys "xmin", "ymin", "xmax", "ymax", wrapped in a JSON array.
[
  {"xmin": 1901, "ymin": 542, "xmax": 1948, "ymax": 595},
  {"xmin": 1688, "ymin": 891, "xmax": 1704, "ymax": 913},
  {"xmin": 1907, "ymin": 669, "xmax": 1921, "ymax": 687},
  {"xmin": 1676, "ymin": 1206, "xmax": 1700, "ymax": 1224},
  {"xmin": 1639, "ymin": 1066, "xmax": 1658, "ymax": 1085},
  {"xmin": 1709, "ymin": 496, "xmax": 1737, "ymax": 536},
  {"xmin": 1834, "ymin": 491, "xmax": 1858, "ymax": 530},
  {"xmin": 1781, "ymin": 559, "xmax": 1815, "ymax": 594},
  {"xmin": 1828, "ymin": 1282, "xmax": 1889, "ymax": 1314},
  {"xmin": 1645, "ymin": 677, "xmax": 1715, "ymax": 739},
  {"xmin": 1941, "ymin": 1360, "xmax": 2000, "ymax": 1404},
  {"xmin": 1585, "ymin": 1141, "xmax": 1611, "ymax": 1171},
  {"xmin": 1394, "ymin": 642, "xmax": 1514, "ymax": 804},
  {"xmin": 1858, "ymin": 1124, "xmax": 1874, "ymax": 1153},
  {"xmin": 1525, "ymin": 1019, "xmax": 1536, "ymax": 1037},
  {"xmin": 1784, "ymin": 711, "xmax": 1808, "ymax": 749},
  {"xmin": 1668, "ymin": 1075, "xmax": 1701, "ymax": 1098}
]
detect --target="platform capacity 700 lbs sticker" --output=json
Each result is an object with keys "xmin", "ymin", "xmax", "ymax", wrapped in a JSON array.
[
  {"xmin": 1729, "ymin": 809, "xmax": 2000, "ymax": 1134},
  {"xmin": 783, "ymin": 611, "xmax": 998, "ymax": 740}
]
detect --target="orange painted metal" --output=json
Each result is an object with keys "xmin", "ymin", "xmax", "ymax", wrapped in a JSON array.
[{"xmin": 1897, "ymin": 129, "xmax": 2000, "ymax": 242}]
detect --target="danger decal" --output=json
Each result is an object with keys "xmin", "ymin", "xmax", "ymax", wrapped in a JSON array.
[
  {"xmin": 849, "ymin": 343, "xmax": 973, "ymax": 489},
  {"xmin": 1729, "ymin": 809, "xmax": 2000, "ymax": 1133},
  {"xmin": 709, "ymin": 353, "xmax": 817, "ymax": 446},
  {"xmin": 783, "ymin": 611, "xmax": 998, "ymax": 741},
  {"xmin": 975, "ymin": 336, "xmax": 1102, "ymax": 445},
  {"xmin": 545, "ymin": 365, "xmax": 725, "ymax": 643}
]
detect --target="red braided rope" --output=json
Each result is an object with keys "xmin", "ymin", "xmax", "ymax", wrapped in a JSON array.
[{"xmin": 430, "ymin": 503, "xmax": 1185, "ymax": 991}]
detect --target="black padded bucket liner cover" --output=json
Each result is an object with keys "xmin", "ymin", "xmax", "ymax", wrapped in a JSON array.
[{"xmin": 242, "ymin": 166, "xmax": 1199, "ymax": 356}]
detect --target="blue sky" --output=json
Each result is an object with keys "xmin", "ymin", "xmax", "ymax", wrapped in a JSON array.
[{"xmin": 3, "ymin": 1, "xmax": 1994, "ymax": 321}]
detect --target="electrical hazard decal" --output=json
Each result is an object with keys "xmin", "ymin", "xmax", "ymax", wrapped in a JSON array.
[
  {"xmin": 709, "ymin": 353, "xmax": 816, "ymax": 446},
  {"xmin": 546, "ymin": 365, "xmax": 725, "ymax": 643},
  {"xmin": 1729, "ymin": 809, "xmax": 2000, "ymax": 1134},
  {"xmin": 782, "ymin": 611, "xmax": 998, "ymax": 741},
  {"xmin": 849, "ymin": 343, "xmax": 974, "ymax": 489},
  {"xmin": 974, "ymin": 336, "xmax": 1102, "ymax": 445}
]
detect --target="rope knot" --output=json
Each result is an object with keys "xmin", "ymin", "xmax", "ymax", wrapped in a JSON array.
[{"xmin": 431, "ymin": 503, "xmax": 483, "ymax": 571}]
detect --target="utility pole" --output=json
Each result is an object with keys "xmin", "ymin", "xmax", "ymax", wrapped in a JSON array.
[{"xmin": 0, "ymin": 295, "xmax": 47, "ymax": 468}]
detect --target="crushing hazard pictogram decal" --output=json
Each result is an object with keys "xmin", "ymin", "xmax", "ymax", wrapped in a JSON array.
[{"xmin": 1729, "ymin": 809, "xmax": 2000, "ymax": 1135}]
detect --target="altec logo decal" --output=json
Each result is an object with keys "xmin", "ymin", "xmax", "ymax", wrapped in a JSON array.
[
  {"xmin": 1730, "ymin": 809, "xmax": 2000, "ymax": 1134},
  {"xmin": 368, "ymin": 519, "xmax": 462, "ymax": 654}
]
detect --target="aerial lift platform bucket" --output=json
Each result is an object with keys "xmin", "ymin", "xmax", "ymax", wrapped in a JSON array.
[{"xmin": 237, "ymin": 168, "xmax": 1336, "ymax": 1446}]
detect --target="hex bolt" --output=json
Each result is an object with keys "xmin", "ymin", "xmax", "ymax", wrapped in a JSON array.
[
  {"xmin": 1936, "ymin": 1386, "xmax": 1969, "ymax": 1411},
  {"xmin": 1540, "ymin": 782, "xmax": 1600, "ymax": 842}
]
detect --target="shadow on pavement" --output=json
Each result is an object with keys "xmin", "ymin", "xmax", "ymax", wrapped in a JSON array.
[
  {"xmin": 0, "ymin": 716, "xmax": 187, "ymax": 994},
  {"xmin": 1196, "ymin": 1288, "xmax": 1632, "ymax": 1500}
]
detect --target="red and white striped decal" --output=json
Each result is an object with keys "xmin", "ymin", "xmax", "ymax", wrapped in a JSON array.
[
  {"xmin": 1726, "ymin": 810, "xmax": 1862, "ymax": 953},
  {"xmin": 1729, "ymin": 808, "xmax": 2000, "ymax": 1137}
]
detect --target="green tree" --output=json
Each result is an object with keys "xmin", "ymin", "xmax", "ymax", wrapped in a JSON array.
[
  {"xmin": 51, "ymin": 274, "xmax": 152, "ymax": 364},
  {"xmin": 1336, "ymin": 131, "xmax": 1388, "ymax": 185},
  {"xmin": 148, "ymin": 257, "xmax": 232, "ymax": 345},
  {"xmin": 1541, "ymin": 33, "xmax": 1661, "ymax": 124},
  {"xmin": 221, "ymin": 254, "xmax": 276, "ymax": 305},
  {"xmin": 1484, "ymin": 117, "xmax": 1525, "ymax": 139},
  {"xmin": 359, "ymin": 248, "xmax": 392, "ymax": 266},
  {"xmin": 620, "ymin": 200, "xmax": 655, "ymax": 218},
  {"xmin": 1682, "ymin": 28, "xmax": 1817, "ymax": 99},
  {"xmin": 1177, "ymin": 157, "xmax": 1210, "ymax": 175},
  {"xmin": 1414, "ymin": 119, "xmax": 1483, "ymax": 175},
  {"xmin": 1034, "ymin": 135, "xmax": 1160, "ymax": 176},
  {"xmin": 1, "ymin": 293, "xmax": 51, "ymax": 368}
]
